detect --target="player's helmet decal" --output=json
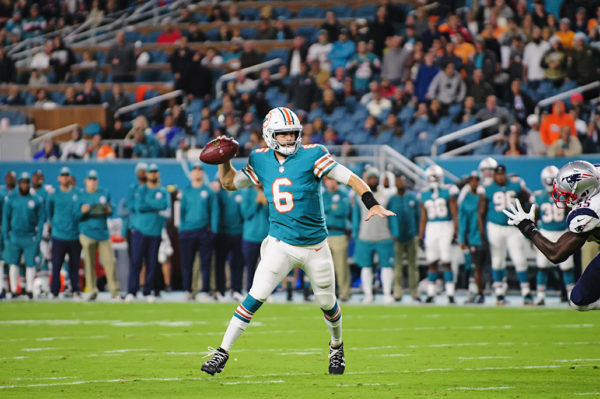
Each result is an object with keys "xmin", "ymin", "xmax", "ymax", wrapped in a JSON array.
[
  {"xmin": 552, "ymin": 161, "xmax": 600, "ymax": 209},
  {"xmin": 262, "ymin": 107, "xmax": 303, "ymax": 156}
]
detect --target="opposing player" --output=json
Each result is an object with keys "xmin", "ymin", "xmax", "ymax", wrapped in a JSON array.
[
  {"xmin": 531, "ymin": 166, "xmax": 575, "ymax": 305},
  {"xmin": 418, "ymin": 165, "xmax": 459, "ymax": 304},
  {"xmin": 201, "ymin": 107, "xmax": 395, "ymax": 375},
  {"xmin": 478, "ymin": 165, "xmax": 531, "ymax": 305},
  {"xmin": 504, "ymin": 160, "xmax": 600, "ymax": 311}
]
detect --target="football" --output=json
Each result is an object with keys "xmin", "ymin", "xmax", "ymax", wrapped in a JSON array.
[{"xmin": 199, "ymin": 137, "xmax": 239, "ymax": 164}]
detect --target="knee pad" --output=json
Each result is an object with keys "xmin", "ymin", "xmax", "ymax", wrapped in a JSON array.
[{"xmin": 314, "ymin": 293, "xmax": 336, "ymax": 310}]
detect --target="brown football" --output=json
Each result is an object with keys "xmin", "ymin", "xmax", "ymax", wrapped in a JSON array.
[{"xmin": 199, "ymin": 137, "xmax": 239, "ymax": 165}]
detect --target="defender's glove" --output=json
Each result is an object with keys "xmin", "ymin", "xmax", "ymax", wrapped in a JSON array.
[
  {"xmin": 502, "ymin": 199, "xmax": 537, "ymax": 240},
  {"xmin": 418, "ymin": 238, "xmax": 425, "ymax": 251}
]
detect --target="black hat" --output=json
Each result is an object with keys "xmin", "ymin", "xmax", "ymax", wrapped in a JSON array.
[{"xmin": 494, "ymin": 165, "xmax": 506, "ymax": 174}]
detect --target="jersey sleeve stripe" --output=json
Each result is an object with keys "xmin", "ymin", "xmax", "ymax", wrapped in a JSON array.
[
  {"xmin": 567, "ymin": 207, "xmax": 599, "ymax": 225},
  {"xmin": 242, "ymin": 168, "xmax": 259, "ymax": 185},
  {"xmin": 314, "ymin": 153, "xmax": 331, "ymax": 167},
  {"xmin": 316, "ymin": 159, "xmax": 337, "ymax": 178},
  {"xmin": 313, "ymin": 157, "xmax": 333, "ymax": 176}
]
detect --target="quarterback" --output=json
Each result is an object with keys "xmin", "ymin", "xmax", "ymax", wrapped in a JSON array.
[
  {"xmin": 504, "ymin": 160, "xmax": 600, "ymax": 311},
  {"xmin": 201, "ymin": 107, "xmax": 395, "ymax": 376}
]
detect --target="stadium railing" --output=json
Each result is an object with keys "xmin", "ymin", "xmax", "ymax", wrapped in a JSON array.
[
  {"xmin": 114, "ymin": 89, "xmax": 184, "ymax": 118},
  {"xmin": 430, "ymin": 117, "xmax": 501, "ymax": 158},
  {"xmin": 215, "ymin": 58, "xmax": 283, "ymax": 98},
  {"xmin": 533, "ymin": 80, "xmax": 600, "ymax": 115}
]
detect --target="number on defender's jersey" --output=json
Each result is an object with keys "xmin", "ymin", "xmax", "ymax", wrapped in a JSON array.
[
  {"xmin": 540, "ymin": 202, "xmax": 564, "ymax": 223},
  {"xmin": 492, "ymin": 190, "xmax": 516, "ymax": 212},
  {"xmin": 272, "ymin": 177, "xmax": 294, "ymax": 213},
  {"xmin": 424, "ymin": 198, "xmax": 448, "ymax": 219}
]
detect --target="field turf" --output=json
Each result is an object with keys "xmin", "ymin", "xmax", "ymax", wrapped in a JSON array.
[{"xmin": 0, "ymin": 301, "xmax": 599, "ymax": 398}]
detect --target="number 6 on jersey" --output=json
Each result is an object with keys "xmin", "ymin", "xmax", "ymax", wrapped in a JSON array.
[{"xmin": 273, "ymin": 177, "xmax": 294, "ymax": 213}]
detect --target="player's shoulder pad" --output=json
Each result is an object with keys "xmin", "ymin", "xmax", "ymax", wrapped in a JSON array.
[
  {"xmin": 567, "ymin": 195, "xmax": 600, "ymax": 234},
  {"xmin": 476, "ymin": 185, "xmax": 486, "ymax": 195},
  {"xmin": 447, "ymin": 184, "xmax": 459, "ymax": 196}
]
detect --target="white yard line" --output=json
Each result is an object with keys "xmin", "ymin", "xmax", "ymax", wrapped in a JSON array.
[
  {"xmin": 0, "ymin": 320, "xmax": 206, "ymax": 327},
  {"xmin": 448, "ymin": 386, "xmax": 513, "ymax": 391},
  {"xmin": 20, "ymin": 348, "xmax": 60, "ymax": 352},
  {"xmin": 221, "ymin": 380, "xmax": 285, "ymax": 385},
  {"xmin": 458, "ymin": 356, "xmax": 512, "ymax": 360}
]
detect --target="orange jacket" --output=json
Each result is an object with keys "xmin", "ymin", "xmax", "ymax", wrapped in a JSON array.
[{"xmin": 539, "ymin": 101, "xmax": 576, "ymax": 146}]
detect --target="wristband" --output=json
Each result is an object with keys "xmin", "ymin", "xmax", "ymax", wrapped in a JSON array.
[
  {"xmin": 517, "ymin": 219, "xmax": 537, "ymax": 240},
  {"xmin": 361, "ymin": 191, "xmax": 379, "ymax": 210}
]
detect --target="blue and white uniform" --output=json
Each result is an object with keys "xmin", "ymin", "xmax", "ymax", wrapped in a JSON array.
[{"xmin": 419, "ymin": 184, "xmax": 458, "ymax": 264}]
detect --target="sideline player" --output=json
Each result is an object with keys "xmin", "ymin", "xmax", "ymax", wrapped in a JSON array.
[
  {"xmin": 418, "ymin": 165, "xmax": 458, "ymax": 304},
  {"xmin": 531, "ymin": 166, "xmax": 574, "ymax": 305},
  {"xmin": 504, "ymin": 160, "xmax": 600, "ymax": 311},
  {"xmin": 478, "ymin": 165, "xmax": 531, "ymax": 305},
  {"xmin": 201, "ymin": 107, "xmax": 395, "ymax": 375}
]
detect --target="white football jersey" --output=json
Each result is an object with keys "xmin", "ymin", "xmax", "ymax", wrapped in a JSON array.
[{"xmin": 567, "ymin": 193, "xmax": 600, "ymax": 234}]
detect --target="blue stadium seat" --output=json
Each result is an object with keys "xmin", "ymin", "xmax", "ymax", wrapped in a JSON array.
[
  {"xmin": 125, "ymin": 31, "xmax": 140, "ymax": 43},
  {"xmin": 355, "ymin": 4, "xmax": 378, "ymax": 19},
  {"xmin": 49, "ymin": 91, "xmax": 65, "ymax": 105},
  {"xmin": 265, "ymin": 48, "xmax": 290, "ymax": 65},
  {"xmin": 328, "ymin": 5, "xmax": 353, "ymax": 18},
  {"xmin": 448, "ymin": 103, "xmax": 463, "ymax": 117},
  {"xmin": 102, "ymin": 90, "xmax": 114, "ymax": 103},
  {"xmin": 142, "ymin": 31, "xmax": 161, "ymax": 43},
  {"xmin": 95, "ymin": 51, "xmax": 107, "ymax": 65},
  {"xmin": 238, "ymin": 8, "xmax": 260, "ymax": 21},
  {"xmin": 0, "ymin": 111, "xmax": 26, "ymax": 125},
  {"xmin": 149, "ymin": 50, "xmax": 169, "ymax": 63},
  {"xmin": 397, "ymin": 105, "xmax": 414, "ymax": 125},
  {"xmin": 240, "ymin": 27, "xmax": 258, "ymax": 39},
  {"xmin": 143, "ymin": 90, "xmax": 161, "ymax": 100},
  {"xmin": 136, "ymin": 69, "xmax": 166, "ymax": 82},
  {"xmin": 205, "ymin": 28, "xmax": 220, "ymax": 41},
  {"xmin": 22, "ymin": 91, "xmax": 35, "ymax": 105},
  {"xmin": 308, "ymin": 107, "xmax": 324, "ymax": 122},
  {"xmin": 237, "ymin": 131, "xmax": 252, "ymax": 147},
  {"xmin": 375, "ymin": 129, "xmax": 394, "ymax": 145},
  {"xmin": 294, "ymin": 26, "xmax": 318, "ymax": 42},
  {"xmin": 272, "ymin": 8, "xmax": 292, "ymax": 19},
  {"xmin": 297, "ymin": 6, "xmax": 326, "ymax": 19},
  {"xmin": 193, "ymin": 12, "xmax": 208, "ymax": 22}
]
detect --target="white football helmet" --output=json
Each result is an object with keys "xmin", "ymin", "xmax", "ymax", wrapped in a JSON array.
[
  {"xmin": 478, "ymin": 157, "xmax": 498, "ymax": 179},
  {"xmin": 553, "ymin": 160, "xmax": 600, "ymax": 209},
  {"xmin": 425, "ymin": 164, "xmax": 444, "ymax": 189},
  {"xmin": 540, "ymin": 165, "xmax": 559, "ymax": 193},
  {"xmin": 262, "ymin": 107, "xmax": 303, "ymax": 156}
]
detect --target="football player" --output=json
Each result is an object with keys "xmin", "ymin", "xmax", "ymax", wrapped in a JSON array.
[
  {"xmin": 478, "ymin": 165, "xmax": 531, "ymax": 305},
  {"xmin": 531, "ymin": 166, "xmax": 575, "ymax": 306},
  {"xmin": 201, "ymin": 107, "xmax": 395, "ymax": 376},
  {"xmin": 418, "ymin": 165, "xmax": 459, "ymax": 304},
  {"xmin": 458, "ymin": 157, "xmax": 497, "ymax": 205},
  {"xmin": 505, "ymin": 160, "xmax": 600, "ymax": 311}
]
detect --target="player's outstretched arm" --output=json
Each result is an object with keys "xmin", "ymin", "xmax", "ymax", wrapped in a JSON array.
[
  {"xmin": 347, "ymin": 174, "xmax": 396, "ymax": 221},
  {"xmin": 218, "ymin": 160, "xmax": 238, "ymax": 191}
]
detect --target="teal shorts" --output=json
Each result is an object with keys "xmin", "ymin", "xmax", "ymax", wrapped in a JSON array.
[
  {"xmin": 4, "ymin": 237, "xmax": 40, "ymax": 267},
  {"xmin": 354, "ymin": 239, "xmax": 395, "ymax": 268}
]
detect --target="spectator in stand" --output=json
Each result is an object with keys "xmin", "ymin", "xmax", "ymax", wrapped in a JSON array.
[
  {"xmin": 381, "ymin": 36, "xmax": 411, "ymax": 85},
  {"xmin": 554, "ymin": 17, "xmax": 575, "ymax": 49},
  {"xmin": 30, "ymin": 40, "xmax": 52, "ymax": 69},
  {"xmin": 307, "ymin": 30, "xmax": 333, "ymax": 72},
  {"xmin": 216, "ymin": 25, "xmax": 232, "ymax": 42},
  {"xmin": 454, "ymin": 32, "xmax": 475, "ymax": 65},
  {"xmin": 61, "ymin": 126, "xmax": 87, "ymax": 160},
  {"xmin": 329, "ymin": 28, "xmax": 356, "ymax": 72},
  {"xmin": 108, "ymin": 31, "xmax": 136, "ymax": 83},
  {"xmin": 33, "ymin": 88, "xmax": 57, "ymax": 108},
  {"xmin": 256, "ymin": 18, "xmax": 276, "ymax": 40},
  {"xmin": 179, "ymin": 6, "xmax": 196, "ymax": 24},
  {"xmin": 186, "ymin": 25, "xmax": 206, "ymax": 43},
  {"xmin": 0, "ymin": 46, "xmax": 14, "ymax": 83},
  {"xmin": 581, "ymin": 120, "xmax": 600, "ymax": 153},
  {"xmin": 467, "ymin": 68, "xmax": 494, "ymax": 106},
  {"xmin": 288, "ymin": 62, "xmax": 319, "ymax": 113},
  {"xmin": 350, "ymin": 18, "xmax": 370, "ymax": 44},
  {"xmin": 569, "ymin": 33, "xmax": 599, "ymax": 85},
  {"xmin": 234, "ymin": 70, "xmax": 257, "ymax": 93},
  {"xmin": 539, "ymin": 100, "xmax": 576, "ymax": 146},
  {"xmin": 366, "ymin": 89, "xmax": 392, "ymax": 120},
  {"xmin": 541, "ymin": 36, "xmax": 568, "ymax": 87},
  {"xmin": 328, "ymin": 66, "xmax": 346, "ymax": 93},
  {"xmin": 240, "ymin": 40, "xmax": 263, "ymax": 69},
  {"xmin": 153, "ymin": 109, "xmax": 184, "ymax": 156},
  {"xmin": 28, "ymin": 69, "xmax": 48, "ymax": 87},
  {"xmin": 132, "ymin": 127, "xmax": 164, "ymax": 159},
  {"xmin": 76, "ymin": 78, "xmax": 101, "ymax": 104},
  {"xmin": 525, "ymin": 114, "xmax": 546, "ymax": 156},
  {"xmin": 86, "ymin": 0, "xmax": 104, "ymax": 26},
  {"xmin": 503, "ymin": 124, "xmax": 526, "ymax": 156},
  {"xmin": 63, "ymin": 86, "xmax": 78, "ymax": 105},
  {"xmin": 475, "ymin": 95, "xmax": 517, "ymax": 132},
  {"xmin": 426, "ymin": 62, "xmax": 466, "ymax": 108},
  {"xmin": 50, "ymin": 37, "xmax": 76, "ymax": 83},
  {"xmin": 22, "ymin": 4, "xmax": 46, "ymax": 38},
  {"xmin": 469, "ymin": 36, "xmax": 497, "ymax": 83},
  {"xmin": 4, "ymin": 83, "xmax": 24, "ymax": 105},
  {"xmin": 107, "ymin": 118, "xmax": 127, "ymax": 139},
  {"xmin": 531, "ymin": 0, "xmax": 548, "ymax": 27},
  {"xmin": 369, "ymin": 6, "xmax": 395, "ymax": 58},
  {"xmin": 33, "ymin": 138, "xmax": 60, "ymax": 160},
  {"xmin": 5, "ymin": 10, "xmax": 22, "ymax": 36},
  {"xmin": 107, "ymin": 84, "xmax": 130, "ymax": 115},
  {"xmin": 157, "ymin": 17, "xmax": 182, "ymax": 44},
  {"xmin": 321, "ymin": 11, "xmax": 343, "ymax": 44},
  {"xmin": 195, "ymin": 119, "xmax": 213, "ymax": 148},
  {"xmin": 274, "ymin": 17, "xmax": 293, "ymax": 41},
  {"xmin": 208, "ymin": 5, "xmax": 228, "ymax": 23},
  {"xmin": 421, "ymin": 15, "xmax": 440, "ymax": 50},
  {"xmin": 134, "ymin": 41, "xmax": 150, "ymax": 67},
  {"xmin": 169, "ymin": 37, "xmax": 194, "ymax": 92},
  {"xmin": 438, "ymin": 41, "xmax": 463, "ymax": 71},
  {"xmin": 288, "ymin": 36, "xmax": 308, "ymax": 77},
  {"xmin": 522, "ymin": 26, "xmax": 550, "ymax": 89},
  {"xmin": 85, "ymin": 134, "xmax": 116, "ymax": 160},
  {"xmin": 201, "ymin": 47, "xmax": 224, "ymax": 68},
  {"xmin": 573, "ymin": 7, "xmax": 588, "ymax": 33},
  {"xmin": 188, "ymin": 52, "xmax": 212, "ymax": 100},
  {"xmin": 505, "ymin": 79, "xmax": 534, "ymax": 127},
  {"xmin": 547, "ymin": 125, "xmax": 583, "ymax": 157},
  {"xmin": 79, "ymin": 50, "xmax": 97, "ymax": 68},
  {"xmin": 346, "ymin": 40, "xmax": 380, "ymax": 93},
  {"xmin": 309, "ymin": 59, "xmax": 330, "ymax": 90},
  {"xmin": 414, "ymin": 51, "xmax": 437, "ymax": 102}
]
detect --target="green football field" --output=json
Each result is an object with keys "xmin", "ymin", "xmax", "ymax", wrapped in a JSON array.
[{"xmin": 0, "ymin": 302, "xmax": 599, "ymax": 398}]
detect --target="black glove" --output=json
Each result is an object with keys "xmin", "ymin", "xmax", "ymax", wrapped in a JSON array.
[
  {"xmin": 517, "ymin": 219, "xmax": 538, "ymax": 240},
  {"xmin": 418, "ymin": 238, "xmax": 425, "ymax": 251}
]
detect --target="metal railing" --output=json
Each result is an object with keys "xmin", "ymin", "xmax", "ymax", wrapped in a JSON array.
[
  {"xmin": 29, "ymin": 123, "xmax": 80, "ymax": 155},
  {"xmin": 114, "ymin": 89, "xmax": 184, "ymax": 118},
  {"xmin": 534, "ymin": 81, "xmax": 600, "ymax": 115},
  {"xmin": 215, "ymin": 58, "xmax": 283, "ymax": 98},
  {"xmin": 430, "ymin": 117, "xmax": 500, "ymax": 157}
]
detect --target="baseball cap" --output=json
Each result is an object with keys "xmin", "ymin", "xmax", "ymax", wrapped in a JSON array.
[
  {"xmin": 570, "ymin": 93, "xmax": 584, "ymax": 103},
  {"xmin": 135, "ymin": 162, "xmax": 148, "ymax": 172},
  {"xmin": 526, "ymin": 114, "xmax": 539, "ymax": 126},
  {"xmin": 560, "ymin": 17, "xmax": 570, "ymax": 24},
  {"xmin": 494, "ymin": 165, "xmax": 506, "ymax": 174},
  {"xmin": 147, "ymin": 163, "xmax": 159, "ymax": 172},
  {"xmin": 59, "ymin": 166, "xmax": 72, "ymax": 176},
  {"xmin": 86, "ymin": 170, "xmax": 98, "ymax": 179},
  {"xmin": 191, "ymin": 161, "xmax": 203, "ymax": 170},
  {"xmin": 549, "ymin": 36, "xmax": 561, "ymax": 45},
  {"xmin": 18, "ymin": 171, "xmax": 30, "ymax": 181},
  {"xmin": 365, "ymin": 167, "xmax": 380, "ymax": 179}
]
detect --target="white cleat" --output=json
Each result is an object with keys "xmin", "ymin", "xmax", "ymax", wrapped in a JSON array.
[
  {"xmin": 383, "ymin": 295, "xmax": 395, "ymax": 305},
  {"xmin": 215, "ymin": 292, "xmax": 227, "ymax": 303},
  {"xmin": 197, "ymin": 292, "xmax": 214, "ymax": 303},
  {"xmin": 362, "ymin": 294, "xmax": 373, "ymax": 304},
  {"xmin": 72, "ymin": 293, "xmax": 82, "ymax": 302},
  {"xmin": 232, "ymin": 291, "xmax": 244, "ymax": 302},
  {"xmin": 145, "ymin": 295, "xmax": 156, "ymax": 303},
  {"xmin": 125, "ymin": 293, "xmax": 135, "ymax": 303},
  {"xmin": 184, "ymin": 291, "xmax": 195, "ymax": 301}
]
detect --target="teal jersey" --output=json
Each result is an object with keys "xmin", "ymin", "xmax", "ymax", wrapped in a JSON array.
[
  {"xmin": 242, "ymin": 144, "xmax": 338, "ymax": 245},
  {"xmin": 2, "ymin": 192, "xmax": 44, "ymax": 242},
  {"xmin": 77, "ymin": 188, "xmax": 112, "ymax": 241},
  {"xmin": 388, "ymin": 191, "xmax": 420, "ymax": 242},
  {"xmin": 133, "ymin": 185, "xmax": 170, "ymax": 237},
  {"xmin": 241, "ymin": 188, "xmax": 269, "ymax": 243},
  {"xmin": 31, "ymin": 185, "xmax": 51, "ymax": 221},
  {"xmin": 458, "ymin": 189, "xmax": 482, "ymax": 246},
  {"xmin": 120, "ymin": 183, "xmax": 143, "ymax": 235},
  {"xmin": 179, "ymin": 184, "xmax": 219, "ymax": 233},
  {"xmin": 418, "ymin": 185, "xmax": 458, "ymax": 222},
  {"xmin": 322, "ymin": 187, "xmax": 351, "ymax": 237},
  {"xmin": 47, "ymin": 187, "xmax": 80, "ymax": 241},
  {"xmin": 217, "ymin": 190, "xmax": 244, "ymax": 235},
  {"xmin": 534, "ymin": 190, "xmax": 567, "ymax": 231},
  {"xmin": 481, "ymin": 176, "xmax": 526, "ymax": 225}
]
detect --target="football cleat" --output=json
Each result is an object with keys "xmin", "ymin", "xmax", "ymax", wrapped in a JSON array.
[
  {"xmin": 328, "ymin": 342, "xmax": 345, "ymax": 375},
  {"xmin": 474, "ymin": 294, "xmax": 485, "ymax": 304},
  {"xmin": 425, "ymin": 296, "xmax": 435, "ymax": 304},
  {"xmin": 535, "ymin": 298, "xmax": 545, "ymax": 306},
  {"xmin": 88, "ymin": 293, "xmax": 97, "ymax": 302},
  {"xmin": 523, "ymin": 294, "xmax": 534, "ymax": 306},
  {"xmin": 448, "ymin": 296, "xmax": 455, "ymax": 304},
  {"xmin": 495, "ymin": 295, "xmax": 507, "ymax": 306},
  {"xmin": 201, "ymin": 347, "xmax": 229, "ymax": 376}
]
